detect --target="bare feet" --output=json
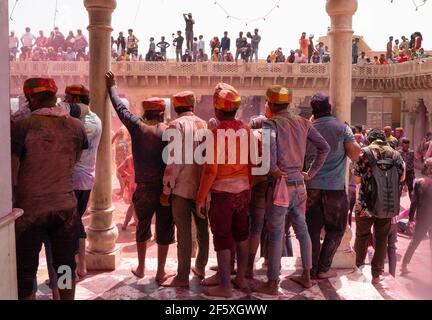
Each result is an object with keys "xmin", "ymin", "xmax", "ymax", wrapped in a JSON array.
[
  {"xmin": 290, "ymin": 270, "xmax": 314, "ymax": 289},
  {"xmin": 203, "ymin": 286, "xmax": 233, "ymax": 298},
  {"xmin": 155, "ymin": 272, "xmax": 176, "ymax": 284},
  {"xmin": 77, "ymin": 264, "xmax": 87, "ymax": 279},
  {"xmin": 231, "ymin": 277, "xmax": 247, "ymax": 289},
  {"xmin": 131, "ymin": 266, "xmax": 145, "ymax": 279},
  {"xmin": 160, "ymin": 276, "xmax": 189, "ymax": 287},
  {"xmin": 317, "ymin": 269, "xmax": 337, "ymax": 279},
  {"xmin": 371, "ymin": 275, "xmax": 384, "ymax": 284},
  {"xmin": 191, "ymin": 266, "xmax": 205, "ymax": 279},
  {"xmin": 400, "ymin": 264, "xmax": 410, "ymax": 275},
  {"xmin": 209, "ymin": 265, "xmax": 236, "ymax": 275},
  {"xmin": 252, "ymin": 280, "xmax": 279, "ymax": 296},
  {"xmin": 201, "ymin": 273, "xmax": 220, "ymax": 286}
]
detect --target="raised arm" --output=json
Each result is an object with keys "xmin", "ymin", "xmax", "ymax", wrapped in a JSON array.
[{"xmin": 105, "ymin": 71, "xmax": 140, "ymax": 133}]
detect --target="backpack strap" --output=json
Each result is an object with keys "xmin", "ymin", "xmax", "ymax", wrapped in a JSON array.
[{"xmin": 363, "ymin": 147, "xmax": 377, "ymax": 167}]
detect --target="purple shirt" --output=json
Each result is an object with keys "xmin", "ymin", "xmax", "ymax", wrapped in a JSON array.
[{"xmin": 263, "ymin": 111, "xmax": 330, "ymax": 182}]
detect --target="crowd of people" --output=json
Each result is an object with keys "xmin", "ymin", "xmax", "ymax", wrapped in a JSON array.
[
  {"xmin": 353, "ymin": 32, "xmax": 430, "ymax": 66},
  {"xmin": 265, "ymin": 33, "xmax": 330, "ymax": 64},
  {"xmin": 111, "ymin": 16, "xmax": 263, "ymax": 63},
  {"xmin": 10, "ymin": 67, "xmax": 432, "ymax": 299},
  {"xmin": 9, "ymin": 27, "xmax": 89, "ymax": 62},
  {"xmin": 10, "ymin": 19, "xmax": 429, "ymax": 66}
]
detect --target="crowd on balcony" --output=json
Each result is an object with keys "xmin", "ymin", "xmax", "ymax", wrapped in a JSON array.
[
  {"xmin": 9, "ymin": 27, "xmax": 89, "ymax": 62},
  {"xmin": 353, "ymin": 32, "xmax": 430, "ymax": 66},
  {"xmin": 264, "ymin": 33, "xmax": 331, "ymax": 64},
  {"xmin": 9, "ymin": 20, "xmax": 429, "ymax": 66}
]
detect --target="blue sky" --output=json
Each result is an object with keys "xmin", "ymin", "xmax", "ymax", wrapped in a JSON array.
[{"xmin": 8, "ymin": 0, "xmax": 432, "ymax": 57}]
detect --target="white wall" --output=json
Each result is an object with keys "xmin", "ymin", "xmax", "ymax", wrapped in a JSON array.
[{"xmin": 0, "ymin": 0, "xmax": 12, "ymax": 219}]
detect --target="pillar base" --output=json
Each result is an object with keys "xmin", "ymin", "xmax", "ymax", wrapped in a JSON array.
[
  {"xmin": 0, "ymin": 209, "xmax": 23, "ymax": 299},
  {"xmin": 86, "ymin": 244, "xmax": 122, "ymax": 271},
  {"xmin": 332, "ymin": 225, "xmax": 357, "ymax": 269}
]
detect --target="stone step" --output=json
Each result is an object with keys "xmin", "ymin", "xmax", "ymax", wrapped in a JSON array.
[{"xmin": 36, "ymin": 256, "xmax": 412, "ymax": 300}]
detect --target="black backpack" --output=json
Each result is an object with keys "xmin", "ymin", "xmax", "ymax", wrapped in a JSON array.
[{"xmin": 363, "ymin": 147, "xmax": 401, "ymax": 219}]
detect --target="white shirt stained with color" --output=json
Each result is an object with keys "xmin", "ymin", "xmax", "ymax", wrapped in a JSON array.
[{"xmin": 73, "ymin": 110, "xmax": 102, "ymax": 190}]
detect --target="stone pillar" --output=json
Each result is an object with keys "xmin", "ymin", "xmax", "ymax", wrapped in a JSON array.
[
  {"xmin": 326, "ymin": 0, "xmax": 358, "ymax": 123},
  {"xmin": 84, "ymin": 0, "xmax": 120, "ymax": 270},
  {"xmin": 327, "ymin": 0, "xmax": 358, "ymax": 269},
  {"xmin": 0, "ymin": 0, "xmax": 23, "ymax": 299}
]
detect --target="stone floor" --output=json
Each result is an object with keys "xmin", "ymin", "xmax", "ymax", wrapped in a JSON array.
[{"xmin": 35, "ymin": 178, "xmax": 432, "ymax": 300}]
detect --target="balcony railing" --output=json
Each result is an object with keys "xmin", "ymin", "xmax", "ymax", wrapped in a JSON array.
[{"xmin": 9, "ymin": 58, "xmax": 432, "ymax": 79}]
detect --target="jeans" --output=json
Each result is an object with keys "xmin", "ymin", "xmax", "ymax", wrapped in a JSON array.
[
  {"xmin": 235, "ymin": 49, "xmax": 242, "ymax": 62},
  {"xmin": 172, "ymin": 194, "xmax": 209, "ymax": 281},
  {"xmin": 266, "ymin": 183, "xmax": 312, "ymax": 281},
  {"xmin": 251, "ymin": 47, "xmax": 259, "ymax": 62},
  {"xmin": 354, "ymin": 216, "xmax": 391, "ymax": 278},
  {"xmin": 185, "ymin": 31, "xmax": 193, "ymax": 51},
  {"xmin": 249, "ymin": 181, "xmax": 268, "ymax": 236},
  {"xmin": 176, "ymin": 49, "xmax": 182, "ymax": 62},
  {"xmin": 283, "ymin": 218, "xmax": 294, "ymax": 257},
  {"xmin": 306, "ymin": 189, "xmax": 348, "ymax": 275}
]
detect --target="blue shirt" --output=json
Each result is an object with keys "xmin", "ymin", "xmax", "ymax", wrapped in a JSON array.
[
  {"xmin": 306, "ymin": 116, "xmax": 355, "ymax": 190},
  {"xmin": 221, "ymin": 36, "xmax": 230, "ymax": 51}
]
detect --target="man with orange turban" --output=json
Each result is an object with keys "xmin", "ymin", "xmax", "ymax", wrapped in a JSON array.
[
  {"xmin": 253, "ymin": 85, "xmax": 330, "ymax": 295},
  {"xmin": 105, "ymin": 71, "xmax": 175, "ymax": 284},
  {"xmin": 13, "ymin": 78, "xmax": 88, "ymax": 300},
  {"xmin": 195, "ymin": 83, "xmax": 252, "ymax": 298},
  {"xmin": 160, "ymin": 90, "xmax": 209, "ymax": 288}
]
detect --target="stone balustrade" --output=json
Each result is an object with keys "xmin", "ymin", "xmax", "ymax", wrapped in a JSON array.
[{"xmin": 9, "ymin": 58, "xmax": 432, "ymax": 95}]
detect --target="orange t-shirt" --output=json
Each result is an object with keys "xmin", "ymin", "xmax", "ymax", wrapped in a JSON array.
[{"xmin": 196, "ymin": 119, "xmax": 252, "ymax": 203}]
